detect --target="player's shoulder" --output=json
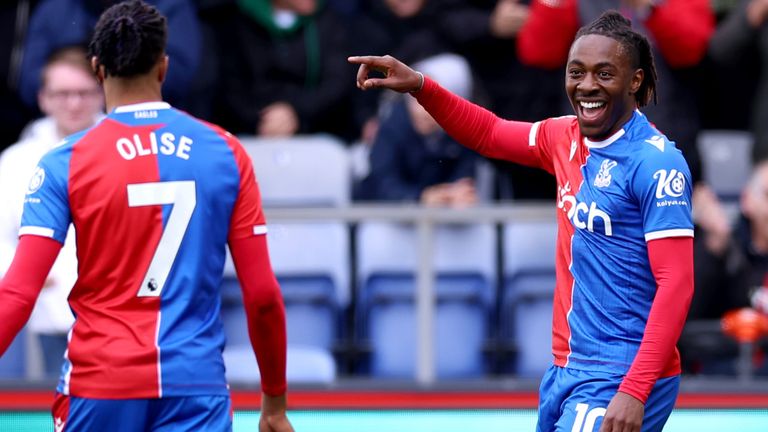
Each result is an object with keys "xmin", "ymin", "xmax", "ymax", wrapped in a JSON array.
[
  {"xmin": 27, "ymin": 135, "xmax": 81, "ymax": 187},
  {"xmin": 534, "ymin": 115, "xmax": 578, "ymax": 141},
  {"xmin": 194, "ymin": 116, "xmax": 238, "ymax": 142},
  {"xmin": 167, "ymin": 108, "xmax": 232, "ymax": 139},
  {"xmin": 37, "ymin": 130, "xmax": 87, "ymax": 167},
  {"xmin": 182, "ymin": 113, "xmax": 252, "ymax": 163},
  {"xmin": 539, "ymin": 115, "xmax": 578, "ymax": 130},
  {"xmin": 627, "ymin": 115, "xmax": 687, "ymax": 168},
  {"xmin": 627, "ymin": 112, "xmax": 675, "ymax": 152}
]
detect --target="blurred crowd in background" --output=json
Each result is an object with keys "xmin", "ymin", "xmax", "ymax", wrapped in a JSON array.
[{"xmin": 1, "ymin": 0, "xmax": 768, "ymax": 381}]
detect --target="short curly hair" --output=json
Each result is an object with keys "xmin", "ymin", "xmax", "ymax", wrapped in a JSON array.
[
  {"xmin": 88, "ymin": 0, "xmax": 167, "ymax": 78},
  {"xmin": 575, "ymin": 10, "xmax": 658, "ymax": 107}
]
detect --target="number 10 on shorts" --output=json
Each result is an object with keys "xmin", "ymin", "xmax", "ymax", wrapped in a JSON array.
[{"xmin": 572, "ymin": 403, "xmax": 606, "ymax": 432}]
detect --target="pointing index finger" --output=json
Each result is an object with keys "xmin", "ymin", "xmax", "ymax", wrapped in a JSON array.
[{"xmin": 347, "ymin": 55, "xmax": 378, "ymax": 65}]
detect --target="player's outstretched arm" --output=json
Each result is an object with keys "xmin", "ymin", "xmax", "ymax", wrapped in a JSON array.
[
  {"xmin": 229, "ymin": 235, "xmax": 293, "ymax": 432},
  {"xmin": 348, "ymin": 55, "xmax": 424, "ymax": 93},
  {"xmin": 348, "ymin": 55, "xmax": 540, "ymax": 166},
  {"xmin": 0, "ymin": 235, "xmax": 61, "ymax": 355}
]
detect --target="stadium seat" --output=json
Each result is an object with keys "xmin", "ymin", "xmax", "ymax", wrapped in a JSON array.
[
  {"xmin": 222, "ymin": 135, "xmax": 352, "ymax": 380},
  {"xmin": 219, "ymin": 222, "xmax": 348, "ymax": 372},
  {"xmin": 502, "ymin": 270, "xmax": 556, "ymax": 377},
  {"xmin": 0, "ymin": 327, "xmax": 26, "ymax": 379},
  {"xmin": 697, "ymin": 130, "xmax": 753, "ymax": 201},
  {"xmin": 223, "ymin": 344, "xmax": 337, "ymax": 385},
  {"xmin": 501, "ymin": 220, "xmax": 557, "ymax": 378},
  {"xmin": 356, "ymin": 222, "xmax": 496, "ymax": 379},
  {"xmin": 239, "ymin": 135, "xmax": 351, "ymax": 207},
  {"xmin": 266, "ymin": 222, "xmax": 351, "ymax": 317},
  {"xmin": 220, "ymin": 276, "xmax": 340, "ymax": 384}
]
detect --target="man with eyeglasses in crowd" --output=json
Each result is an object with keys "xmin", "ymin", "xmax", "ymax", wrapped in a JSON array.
[{"xmin": 0, "ymin": 45, "xmax": 103, "ymax": 379}]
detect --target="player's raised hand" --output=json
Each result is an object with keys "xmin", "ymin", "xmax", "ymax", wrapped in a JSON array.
[{"xmin": 347, "ymin": 55, "xmax": 423, "ymax": 93}]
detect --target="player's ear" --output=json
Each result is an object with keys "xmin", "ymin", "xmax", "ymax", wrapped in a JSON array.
[
  {"xmin": 629, "ymin": 68, "xmax": 643, "ymax": 96},
  {"xmin": 91, "ymin": 57, "xmax": 104, "ymax": 84},
  {"xmin": 156, "ymin": 55, "xmax": 169, "ymax": 84}
]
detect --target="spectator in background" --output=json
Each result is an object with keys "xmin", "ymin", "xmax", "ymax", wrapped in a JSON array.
[
  {"xmin": 325, "ymin": 0, "xmax": 364, "ymax": 17},
  {"xmin": 0, "ymin": 1, "xmax": 40, "ymax": 154},
  {"xmin": 439, "ymin": 0, "xmax": 563, "ymax": 199},
  {"xmin": 360, "ymin": 0, "xmax": 459, "ymax": 62},
  {"xmin": 206, "ymin": 0, "xmax": 354, "ymax": 140},
  {"xmin": 18, "ymin": 0, "xmax": 200, "ymax": 111},
  {"xmin": 0, "ymin": 46, "xmax": 103, "ymax": 378},
  {"xmin": 356, "ymin": 53, "xmax": 480, "ymax": 207},
  {"xmin": 684, "ymin": 161, "xmax": 768, "ymax": 375},
  {"xmin": 709, "ymin": 0, "xmax": 768, "ymax": 162},
  {"xmin": 347, "ymin": 0, "xmax": 463, "ymax": 145}
]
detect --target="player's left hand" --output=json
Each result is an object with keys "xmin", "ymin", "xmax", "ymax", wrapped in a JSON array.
[
  {"xmin": 599, "ymin": 391, "xmax": 644, "ymax": 432},
  {"xmin": 259, "ymin": 393, "xmax": 294, "ymax": 432}
]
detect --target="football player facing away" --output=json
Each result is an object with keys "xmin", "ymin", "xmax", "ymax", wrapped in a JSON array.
[{"xmin": 0, "ymin": 1, "xmax": 294, "ymax": 431}]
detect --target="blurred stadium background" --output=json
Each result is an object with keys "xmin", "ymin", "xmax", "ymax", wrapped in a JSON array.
[{"xmin": 0, "ymin": 135, "xmax": 766, "ymax": 430}]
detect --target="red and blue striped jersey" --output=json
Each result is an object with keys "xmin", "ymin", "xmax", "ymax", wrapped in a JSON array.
[
  {"xmin": 529, "ymin": 111, "xmax": 693, "ymax": 377},
  {"xmin": 20, "ymin": 102, "xmax": 266, "ymax": 398}
]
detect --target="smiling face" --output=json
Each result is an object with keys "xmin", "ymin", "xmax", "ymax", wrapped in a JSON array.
[{"xmin": 565, "ymin": 34, "xmax": 643, "ymax": 141}]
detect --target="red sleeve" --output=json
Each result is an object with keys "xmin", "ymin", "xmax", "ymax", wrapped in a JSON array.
[
  {"xmin": 516, "ymin": 0, "xmax": 579, "ymax": 69},
  {"xmin": 225, "ymin": 134, "xmax": 267, "ymax": 241},
  {"xmin": 0, "ymin": 235, "xmax": 61, "ymax": 355},
  {"xmin": 618, "ymin": 236, "xmax": 693, "ymax": 403},
  {"xmin": 644, "ymin": 0, "xmax": 714, "ymax": 68},
  {"xmin": 229, "ymin": 234, "xmax": 287, "ymax": 396},
  {"xmin": 413, "ymin": 77, "xmax": 540, "ymax": 167}
]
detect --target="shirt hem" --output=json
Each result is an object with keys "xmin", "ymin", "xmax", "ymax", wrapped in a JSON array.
[
  {"xmin": 554, "ymin": 356, "xmax": 681, "ymax": 378},
  {"xmin": 61, "ymin": 384, "xmax": 230, "ymax": 399}
]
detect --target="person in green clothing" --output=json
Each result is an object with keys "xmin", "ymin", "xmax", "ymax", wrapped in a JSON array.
[{"xmin": 210, "ymin": 0, "xmax": 354, "ymax": 139}]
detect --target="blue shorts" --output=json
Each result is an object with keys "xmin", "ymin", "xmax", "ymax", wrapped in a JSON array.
[
  {"xmin": 52, "ymin": 393, "xmax": 232, "ymax": 432},
  {"xmin": 536, "ymin": 365, "xmax": 679, "ymax": 432}
]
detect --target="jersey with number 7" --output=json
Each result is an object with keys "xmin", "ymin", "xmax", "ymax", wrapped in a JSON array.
[{"xmin": 21, "ymin": 101, "xmax": 266, "ymax": 399}]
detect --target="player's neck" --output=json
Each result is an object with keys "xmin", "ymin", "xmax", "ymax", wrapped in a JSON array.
[{"xmin": 102, "ymin": 77, "xmax": 163, "ymax": 112}]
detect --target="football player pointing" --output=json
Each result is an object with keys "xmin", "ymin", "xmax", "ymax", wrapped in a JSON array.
[{"xmin": 351, "ymin": 10, "xmax": 693, "ymax": 432}]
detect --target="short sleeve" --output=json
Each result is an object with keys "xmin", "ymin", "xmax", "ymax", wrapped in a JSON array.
[
  {"xmin": 20, "ymin": 151, "xmax": 72, "ymax": 244},
  {"xmin": 228, "ymin": 140, "xmax": 267, "ymax": 241},
  {"xmin": 528, "ymin": 116, "xmax": 575, "ymax": 175},
  {"xmin": 632, "ymin": 139, "xmax": 694, "ymax": 241}
]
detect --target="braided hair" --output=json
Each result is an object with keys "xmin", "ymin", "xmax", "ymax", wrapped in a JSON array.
[
  {"xmin": 575, "ymin": 10, "xmax": 658, "ymax": 107},
  {"xmin": 88, "ymin": 0, "xmax": 167, "ymax": 78}
]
